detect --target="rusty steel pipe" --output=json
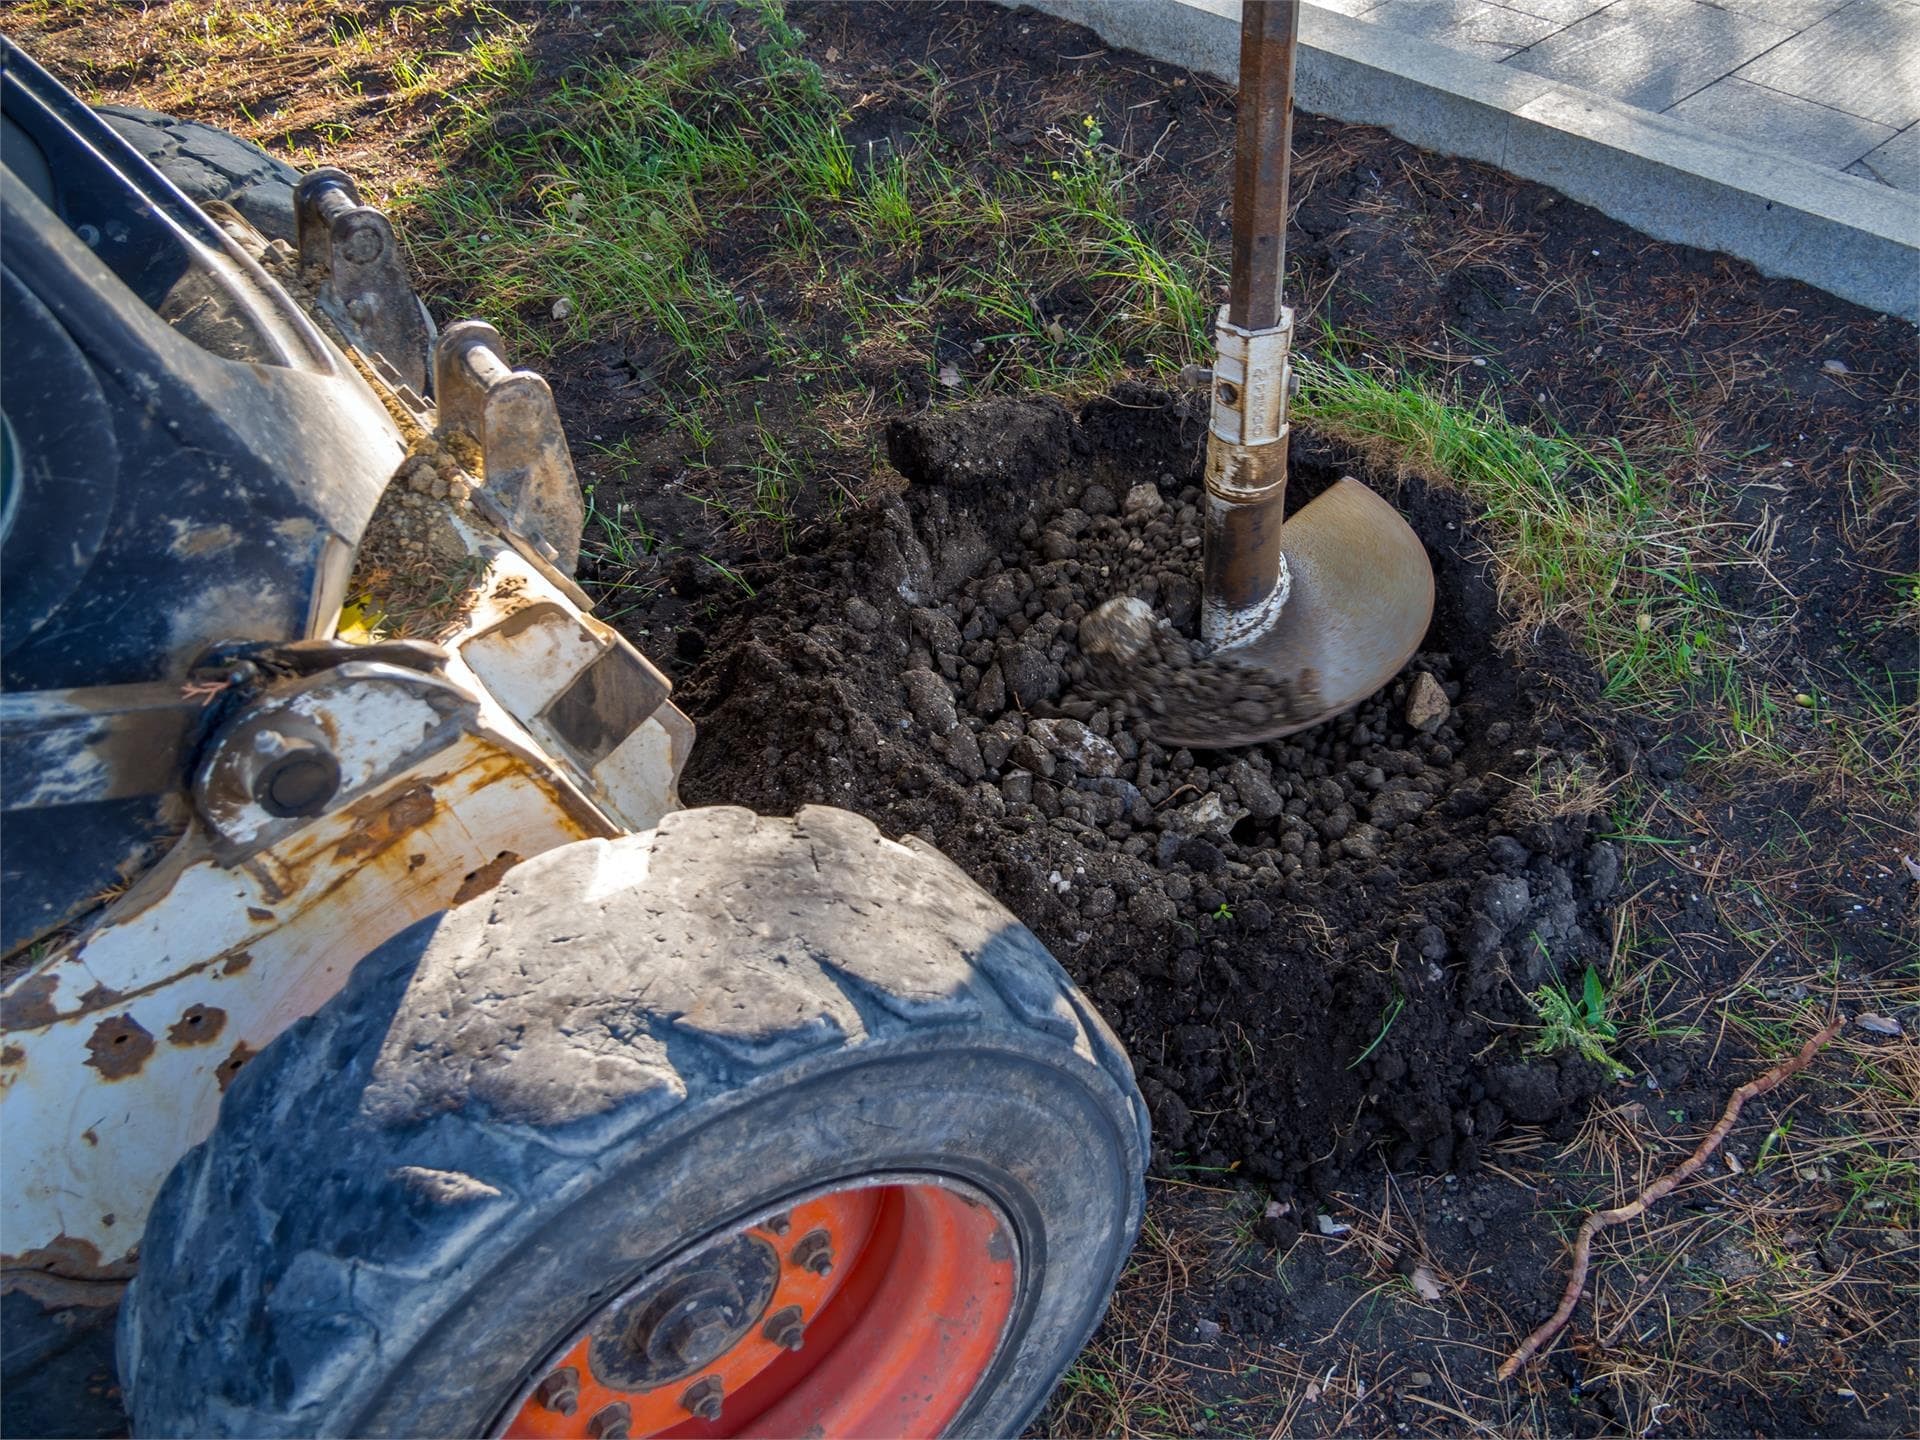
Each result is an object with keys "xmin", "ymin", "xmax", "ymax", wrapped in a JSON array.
[
  {"xmin": 1226, "ymin": 0, "xmax": 1299, "ymax": 333},
  {"xmin": 1201, "ymin": 0, "xmax": 1301, "ymax": 650}
]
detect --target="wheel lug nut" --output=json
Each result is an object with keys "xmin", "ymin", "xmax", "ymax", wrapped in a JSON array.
[
  {"xmin": 680, "ymin": 1375, "xmax": 724, "ymax": 1423},
  {"xmin": 587, "ymin": 1400, "xmax": 631, "ymax": 1440},
  {"xmin": 789, "ymin": 1228, "xmax": 833, "ymax": 1275},
  {"xmin": 532, "ymin": 1367, "xmax": 578, "ymax": 1416},
  {"xmin": 762, "ymin": 1304, "xmax": 806, "ymax": 1350}
]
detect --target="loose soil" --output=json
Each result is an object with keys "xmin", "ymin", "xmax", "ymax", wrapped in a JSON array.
[
  {"xmin": 683, "ymin": 390, "xmax": 1622, "ymax": 1195},
  {"xmin": 11, "ymin": 2, "xmax": 1915, "ymax": 1437}
]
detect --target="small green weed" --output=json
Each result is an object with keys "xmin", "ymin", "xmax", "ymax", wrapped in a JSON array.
[
  {"xmin": 1529, "ymin": 965, "xmax": 1629, "ymax": 1077},
  {"xmin": 1348, "ymin": 992, "xmax": 1405, "ymax": 1070}
]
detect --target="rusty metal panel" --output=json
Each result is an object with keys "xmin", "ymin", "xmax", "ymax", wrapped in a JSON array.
[{"xmin": 0, "ymin": 729, "xmax": 607, "ymax": 1287}]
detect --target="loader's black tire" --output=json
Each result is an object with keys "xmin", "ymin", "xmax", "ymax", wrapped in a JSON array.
[
  {"xmin": 93, "ymin": 105, "xmax": 300, "ymax": 242},
  {"xmin": 119, "ymin": 806, "xmax": 1148, "ymax": 1439}
]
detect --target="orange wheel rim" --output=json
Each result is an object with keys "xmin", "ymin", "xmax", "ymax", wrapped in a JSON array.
[{"xmin": 498, "ymin": 1179, "xmax": 1019, "ymax": 1440}]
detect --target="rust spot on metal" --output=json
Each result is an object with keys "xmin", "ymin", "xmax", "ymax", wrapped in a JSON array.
[
  {"xmin": 77, "ymin": 982, "xmax": 123, "ymax": 1012},
  {"xmin": 490, "ymin": 599, "xmax": 564, "ymax": 639},
  {"xmin": 333, "ymin": 782, "xmax": 436, "ymax": 862},
  {"xmin": 215, "ymin": 1040, "xmax": 257, "ymax": 1092},
  {"xmin": 222, "ymin": 950, "xmax": 254, "ymax": 975},
  {"xmin": 1, "ymin": 1044, "xmax": 23, "ymax": 1068},
  {"xmin": 1, "ymin": 974, "xmax": 60, "ymax": 1032},
  {"xmin": 408, "ymin": 852, "xmax": 427, "ymax": 870},
  {"xmin": 168, "ymin": 1004, "xmax": 227, "ymax": 1046},
  {"xmin": 247, "ymin": 906, "xmax": 276, "ymax": 923},
  {"xmin": 452, "ymin": 851, "xmax": 522, "ymax": 904},
  {"xmin": 84, "ymin": 1014, "xmax": 155, "ymax": 1079},
  {"xmin": 1, "ymin": 1234, "xmax": 136, "ymax": 1306},
  {"xmin": 82, "ymin": 1128, "xmax": 98, "ymax": 1146}
]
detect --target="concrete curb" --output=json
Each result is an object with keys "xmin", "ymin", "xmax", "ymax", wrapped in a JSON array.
[{"xmin": 1006, "ymin": 0, "xmax": 1920, "ymax": 323}]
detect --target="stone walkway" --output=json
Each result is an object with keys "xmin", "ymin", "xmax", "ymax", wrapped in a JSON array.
[{"xmin": 1319, "ymin": 0, "xmax": 1920, "ymax": 191}]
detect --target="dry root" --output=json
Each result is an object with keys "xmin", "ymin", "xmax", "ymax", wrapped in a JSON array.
[{"xmin": 1496, "ymin": 1015, "xmax": 1846, "ymax": 1382}]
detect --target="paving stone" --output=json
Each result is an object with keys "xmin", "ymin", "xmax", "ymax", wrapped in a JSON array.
[
  {"xmin": 1697, "ymin": 0, "xmax": 1850, "ymax": 23},
  {"xmin": 1366, "ymin": 0, "xmax": 1563, "ymax": 46},
  {"xmin": 1734, "ymin": 0, "xmax": 1920, "ymax": 128},
  {"xmin": 1506, "ymin": 0, "xmax": 1795, "ymax": 112},
  {"xmin": 1668, "ymin": 76, "xmax": 1898, "ymax": 170},
  {"xmin": 1849, "ymin": 122, "xmax": 1920, "ymax": 190},
  {"xmin": 1494, "ymin": 0, "xmax": 1611, "ymax": 22}
]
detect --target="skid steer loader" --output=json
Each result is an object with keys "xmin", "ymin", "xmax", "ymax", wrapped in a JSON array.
[{"xmin": 0, "ymin": 40, "xmax": 1146, "ymax": 1439}]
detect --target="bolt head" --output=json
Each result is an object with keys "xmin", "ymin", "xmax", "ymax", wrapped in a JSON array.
[
  {"xmin": 789, "ymin": 1228, "xmax": 834, "ymax": 1275},
  {"xmin": 679, "ymin": 1376, "xmax": 724, "ymax": 1423},
  {"xmin": 340, "ymin": 223, "xmax": 385, "ymax": 263},
  {"xmin": 532, "ymin": 1368, "xmax": 579, "ymax": 1416},
  {"xmin": 587, "ymin": 1401, "xmax": 631, "ymax": 1440},
  {"xmin": 762, "ymin": 1305, "xmax": 806, "ymax": 1351}
]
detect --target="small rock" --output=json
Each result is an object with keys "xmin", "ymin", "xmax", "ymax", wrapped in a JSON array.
[
  {"xmin": 1315, "ymin": 1213, "xmax": 1351, "ymax": 1236},
  {"xmin": 972, "ymin": 663, "xmax": 1008, "ymax": 717},
  {"xmin": 910, "ymin": 606, "xmax": 961, "ymax": 659},
  {"xmin": 902, "ymin": 668, "xmax": 958, "ymax": 736},
  {"xmin": 1821, "ymin": 357, "xmax": 1850, "ymax": 374},
  {"xmin": 1000, "ymin": 770, "xmax": 1034, "ymax": 805},
  {"xmin": 1341, "ymin": 823, "xmax": 1383, "ymax": 863},
  {"xmin": 551, "ymin": 296, "xmax": 573, "ymax": 320},
  {"xmin": 979, "ymin": 717, "xmax": 1021, "ymax": 770},
  {"xmin": 943, "ymin": 727, "xmax": 985, "ymax": 780},
  {"xmin": 1170, "ymin": 791, "xmax": 1247, "ymax": 837},
  {"xmin": 1079, "ymin": 596, "xmax": 1156, "ymax": 665},
  {"xmin": 1856, "ymin": 1013, "xmax": 1903, "ymax": 1037},
  {"xmin": 977, "ymin": 572, "xmax": 1021, "ymax": 619},
  {"xmin": 844, "ymin": 596, "xmax": 882, "ymax": 632},
  {"xmin": 1002, "ymin": 644, "xmax": 1060, "ymax": 709},
  {"xmin": 1009, "ymin": 736, "xmax": 1057, "ymax": 778},
  {"xmin": 1408, "ymin": 1372, "xmax": 1433, "ymax": 1389},
  {"xmin": 1405, "ymin": 672, "xmax": 1450, "ymax": 731},
  {"xmin": 1227, "ymin": 758, "xmax": 1285, "ymax": 821},
  {"xmin": 1123, "ymin": 482, "xmax": 1164, "ymax": 516},
  {"xmin": 1193, "ymin": 1318, "xmax": 1223, "ymax": 1341},
  {"xmin": 937, "ymin": 361, "xmax": 962, "ymax": 389},
  {"xmin": 1028, "ymin": 717, "xmax": 1121, "ymax": 777}
]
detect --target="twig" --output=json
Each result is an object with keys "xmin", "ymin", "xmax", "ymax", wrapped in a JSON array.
[{"xmin": 1495, "ymin": 1015, "xmax": 1845, "ymax": 1382}]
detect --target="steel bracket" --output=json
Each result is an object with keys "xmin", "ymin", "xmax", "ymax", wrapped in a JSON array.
[
  {"xmin": 1207, "ymin": 304, "xmax": 1294, "ymax": 458},
  {"xmin": 294, "ymin": 167, "xmax": 432, "ymax": 397},
  {"xmin": 433, "ymin": 319, "xmax": 586, "ymax": 575}
]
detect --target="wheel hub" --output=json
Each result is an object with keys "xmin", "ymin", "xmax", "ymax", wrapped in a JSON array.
[
  {"xmin": 589, "ymin": 1234, "xmax": 780, "ymax": 1389},
  {"xmin": 499, "ymin": 1178, "xmax": 1019, "ymax": 1440}
]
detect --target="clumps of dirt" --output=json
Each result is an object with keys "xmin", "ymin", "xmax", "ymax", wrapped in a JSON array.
[{"xmin": 681, "ymin": 387, "xmax": 1627, "ymax": 1199}]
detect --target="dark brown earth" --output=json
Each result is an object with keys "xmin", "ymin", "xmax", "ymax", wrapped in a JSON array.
[
  {"xmin": 10, "ymin": 1, "xmax": 1914, "ymax": 1436},
  {"xmin": 682, "ymin": 390, "xmax": 1622, "ymax": 1197}
]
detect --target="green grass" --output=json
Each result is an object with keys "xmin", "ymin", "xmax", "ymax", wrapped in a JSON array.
[{"xmin": 1290, "ymin": 353, "xmax": 1705, "ymax": 703}]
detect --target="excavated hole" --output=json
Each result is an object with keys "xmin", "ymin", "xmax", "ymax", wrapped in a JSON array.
[{"xmin": 682, "ymin": 387, "xmax": 1626, "ymax": 1213}]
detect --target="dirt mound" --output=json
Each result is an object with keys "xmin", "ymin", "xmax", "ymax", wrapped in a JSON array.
[{"xmin": 681, "ymin": 388, "xmax": 1622, "ymax": 1203}]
